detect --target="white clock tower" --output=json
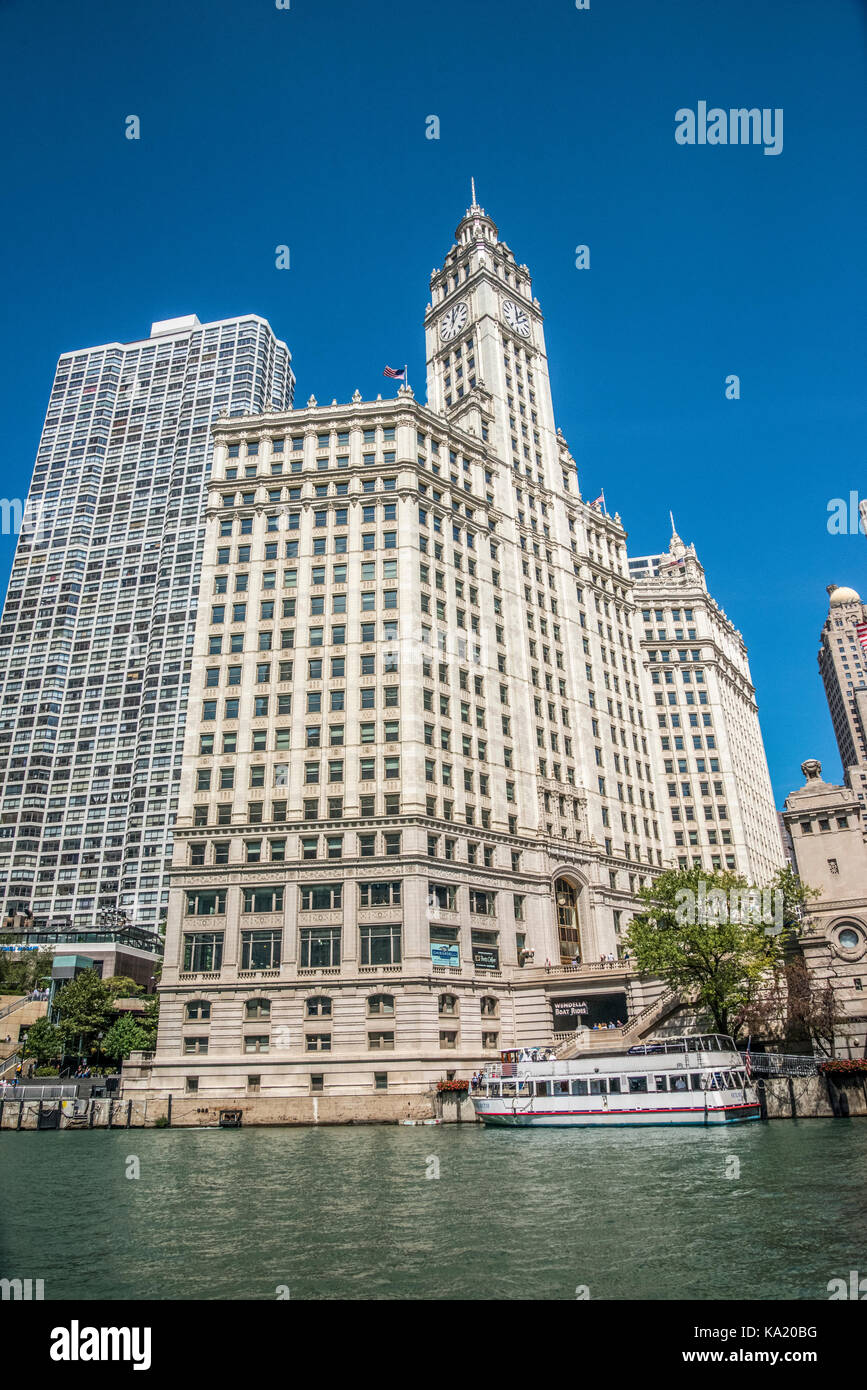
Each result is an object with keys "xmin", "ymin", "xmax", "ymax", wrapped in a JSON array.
[{"xmin": 423, "ymin": 184, "xmax": 562, "ymax": 495}]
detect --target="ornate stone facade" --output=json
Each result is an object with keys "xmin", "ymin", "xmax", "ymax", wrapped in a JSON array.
[
  {"xmin": 782, "ymin": 759, "xmax": 867, "ymax": 1056},
  {"xmin": 146, "ymin": 198, "xmax": 781, "ymax": 1097}
]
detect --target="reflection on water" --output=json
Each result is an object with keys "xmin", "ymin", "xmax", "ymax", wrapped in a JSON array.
[{"xmin": 1, "ymin": 1120, "xmax": 865, "ymax": 1300}]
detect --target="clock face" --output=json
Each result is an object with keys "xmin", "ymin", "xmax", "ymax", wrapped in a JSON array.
[
  {"xmin": 502, "ymin": 298, "xmax": 531, "ymax": 338},
  {"xmin": 440, "ymin": 301, "xmax": 469, "ymax": 341}
]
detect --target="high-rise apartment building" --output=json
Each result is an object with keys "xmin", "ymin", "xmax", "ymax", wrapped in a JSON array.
[
  {"xmin": 0, "ymin": 314, "xmax": 293, "ymax": 931},
  {"xmin": 146, "ymin": 198, "xmax": 782, "ymax": 1098},
  {"xmin": 629, "ymin": 523, "xmax": 783, "ymax": 883},
  {"xmin": 818, "ymin": 583, "xmax": 867, "ymax": 815}
]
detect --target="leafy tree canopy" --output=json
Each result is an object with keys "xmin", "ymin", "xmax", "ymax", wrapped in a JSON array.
[
  {"xmin": 53, "ymin": 970, "xmax": 114, "ymax": 1046},
  {"xmin": 101, "ymin": 1013, "xmax": 155, "ymax": 1062},
  {"xmin": 20, "ymin": 1015, "xmax": 63, "ymax": 1065},
  {"xmin": 625, "ymin": 866, "xmax": 788, "ymax": 1037},
  {"xmin": 0, "ymin": 945, "xmax": 53, "ymax": 996}
]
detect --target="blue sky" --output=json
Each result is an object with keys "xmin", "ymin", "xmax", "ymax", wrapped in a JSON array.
[{"xmin": 1, "ymin": 0, "xmax": 865, "ymax": 807}]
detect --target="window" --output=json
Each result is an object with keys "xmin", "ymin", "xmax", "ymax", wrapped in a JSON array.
[
  {"xmin": 300, "ymin": 883, "xmax": 342, "ymax": 911},
  {"xmin": 469, "ymin": 889, "xmax": 495, "ymax": 916},
  {"xmin": 242, "ymin": 886, "xmax": 284, "ymax": 914},
  {"xmin": 185, "ymin": 1000, "xmax": 211, "ymax": 1021},
  {"xmin": 241, "ymin": 932, "xmax": 282, "ymax": 970},
  {"xmin": 359, "ymin": 881, "xmax": 401, "ymax": 907},
  {"xmin": 185, "ymin": 891, "xmax": 226, "ymax": 917},
  {"xmin": 306, "ymin": 996, "xmax": 332, "ymax": 1017},
  {"xmin": 360, "ymin": 923, "xmax": 402, "ymax": 966},
  {"xmin": 430, "ymin": 883, "xmax": 457, "ymax": 910},
  {"xmin": 283, "ymin": 905, "xmax": 337, "ymax": 965},
  {"xmin": 367, "ymin": 993, "xmax": 394, "ymax": 1016},
  {"xmin": 182, "ymin": 932, "xmax": 224, "ymax": 971},
  {"xmin": 368, "ymin": 1031, "xmax": 395, "ymax": 1050}
]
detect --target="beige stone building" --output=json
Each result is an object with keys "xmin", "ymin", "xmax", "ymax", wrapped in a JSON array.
[
  {"xmin": 630, "ymin": 523, "xmax": 783, "ymax": 883},
  {"xmin": 782, "ymin": 760, "xmax": 867, "ymax": 1056},
  {"xmin": 141, "ymin": 197, "xmax": 783, "ymax": 1098}
]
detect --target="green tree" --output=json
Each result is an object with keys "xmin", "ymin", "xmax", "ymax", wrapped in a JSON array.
[
  {"xmin": 101, "ymin": 1014, "xmax": 153, "ymax": 1062},
  {"xmin": 139, "ymin": 993, "xmax": 159, "ymax": 1046},
  {"xmin": 0, "ymin": 945, "xmax": 53, "ymax": 995},
  {"xmin": 771, "ymin": 864, "xmax": 820, "ymax": 938},
  {"xmin": 102, "ymin": 976, "xmax": 144, "ymax": 1000},
  {"xmin": 625, "ymin": 866, "xmax": 785, "ymax": 1038},
  {"xmin": 20, "ymin": 1015, "xmax": 63, "ymax": 1065},
  {"xmin": 52, "ymin": 970, "xmax": 113, "ymax": 1054}
]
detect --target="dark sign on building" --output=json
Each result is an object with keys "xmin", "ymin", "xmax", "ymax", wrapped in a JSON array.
[
  {"xmin": 472, "ymin": 946, "xmax": 500, "ymax": 970},
  {"xmin": 553, "ymin": 998, "xmax": 589, "ymax": 1017}
]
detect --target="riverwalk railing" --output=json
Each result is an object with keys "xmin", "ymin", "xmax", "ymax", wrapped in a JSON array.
[
  {"xmin": 3, "ymin": 1082, "xmax": 78, "ymax": 1101},
  {"xmin": 0, "ymin": 1096, "xmax": 152, "ymax": 1129},
  {"xmin": 0, "ymin": 1049, "xmax": 21, "ymax": 1080},
  {"xmin": 0, "ymin": 998, "xmax": 31, "ymax": 1021},
  {"xmin": 740, "ymin": 1052, "xmax": 820, "ymax": 1078}
]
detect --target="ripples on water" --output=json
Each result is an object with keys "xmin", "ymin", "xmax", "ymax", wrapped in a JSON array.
[{"xmin": 1, "ymin": 1121, "xmax": 864, "ymax": 1299}]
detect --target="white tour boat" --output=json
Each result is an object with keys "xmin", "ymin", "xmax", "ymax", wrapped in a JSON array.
[{"xmin": 470, "ymin": 1034, "xmax": 761, "ymax": 1127}]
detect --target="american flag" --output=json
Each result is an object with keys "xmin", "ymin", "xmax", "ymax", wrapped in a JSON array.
[
  {"xmin": 590, "ymin": 494, "xmax": 604, "ymax": 511},
  {"xmin": 856, "ymin": 622, "xmax": 867, "ymax": 652},
  {"xmin": 383, "ymin": 365, "xmax": 406, "ymax": 380}
]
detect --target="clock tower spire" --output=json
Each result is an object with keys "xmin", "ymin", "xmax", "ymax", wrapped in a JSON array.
[{"xmin": 424, "ymin": 193, "xmax": 564, "ymax": 497}]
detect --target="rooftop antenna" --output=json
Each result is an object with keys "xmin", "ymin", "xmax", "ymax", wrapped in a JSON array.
[{"xmin": 471, "ymin": 176, "xmax": 478, "ymax": 207}]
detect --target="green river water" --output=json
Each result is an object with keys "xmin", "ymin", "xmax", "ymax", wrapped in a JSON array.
[{"xmin": 1, "ymin": 1120, "xmax": 864, "ymax": 1300}]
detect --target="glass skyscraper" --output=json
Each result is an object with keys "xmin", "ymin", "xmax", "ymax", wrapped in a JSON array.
[{"xmin": 0, "ymin": 313, "xmax": 293, "ymax": 930}]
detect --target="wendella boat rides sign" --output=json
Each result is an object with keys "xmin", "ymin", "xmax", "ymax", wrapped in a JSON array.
[{"xmin": 553, "ymin": 999, "xmax": 589, "ymax": 1018}]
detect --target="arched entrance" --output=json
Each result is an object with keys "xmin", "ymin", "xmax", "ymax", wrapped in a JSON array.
[{"xmin": 555, "ymin": 879, "xmax": 582, "ymax": 965}]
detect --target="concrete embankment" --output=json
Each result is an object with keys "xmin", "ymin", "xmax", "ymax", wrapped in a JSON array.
[
  {"xmin": 2, "ymin": 1080, "xmax": 865, "ymax": 1128},
  {"xmin": 761, "ymin": 1073, "xmax": 867, "ymax": 1119},
  {"xmin": 0, "ymin": 1091, "xmax": 477, "ymax": 1129}
]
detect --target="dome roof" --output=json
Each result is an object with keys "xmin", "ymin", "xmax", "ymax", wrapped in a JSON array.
[{"xmin": 829, "ymin": 585, "xmax": 861, "ymax": 606}]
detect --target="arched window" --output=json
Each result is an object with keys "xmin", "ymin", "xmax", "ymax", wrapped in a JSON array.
[
  {"xmin": 185, "ymin": 1000, "xmax": 211, "ymax": 1021},
  {"xmin": 245, "ymin": 998, "xmax": 271, "ymax": 1020},
  {"xmin": 439, "ymin": 993, "xmax": 459, "ymax": 1016},
  {"xmin": 555, "ymin": 879, "xmax": 582, "ymax": 964},
  {"xmin": 480, "ymin": 996, "xmax": 498, "ymax": 1017},
  {"xmin": 306, "ymin": 996, "xmax": 332, "ymax": 1017},
  {"xmin": 368, "ymin": 993, "xmax": 394, "ymax": 1016}
]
